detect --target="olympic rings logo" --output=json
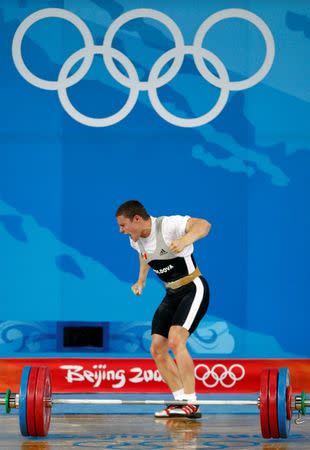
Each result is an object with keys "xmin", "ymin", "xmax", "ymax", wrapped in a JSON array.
[
  {"xmin": 12, "ymin": 8, "xmax": 275, "ymax": 128},
  {"xmin": 195, "ymin": 363, "xmax": 245, "ymax": 388}
]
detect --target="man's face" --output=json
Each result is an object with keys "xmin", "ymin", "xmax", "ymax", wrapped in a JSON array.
[{"xmin": 117, "ymin": 214, "xmax": 143, "ymax": 242}]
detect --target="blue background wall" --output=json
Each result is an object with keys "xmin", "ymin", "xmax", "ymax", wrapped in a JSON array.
[{"xmin": 0, "ymin": 0, "xmax": 309, "ymax": 358}]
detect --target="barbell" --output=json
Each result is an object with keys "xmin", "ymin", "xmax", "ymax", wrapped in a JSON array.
[{"xmin": 0, "ymin": 365, "xmax": 308, "ymax": 438}]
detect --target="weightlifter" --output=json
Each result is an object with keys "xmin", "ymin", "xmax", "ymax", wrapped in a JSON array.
[{"xmin": 116, "ymin": 200, "xmax": 211, "ymax": 418}]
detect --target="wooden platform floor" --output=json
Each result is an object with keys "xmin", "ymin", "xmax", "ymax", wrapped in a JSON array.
[{"xmin": 0, "ymin": 413, "xmax": 309, "ymax": 449}]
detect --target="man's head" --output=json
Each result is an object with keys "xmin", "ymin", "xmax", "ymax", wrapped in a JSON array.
[{"xmin": 116, "ymin": 200, "xmax": 151, "ymax": 241}]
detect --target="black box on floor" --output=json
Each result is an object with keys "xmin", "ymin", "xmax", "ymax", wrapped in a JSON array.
[{"xmin": 56, "ymin": 321, "xmax": 109, "ymax": 352}]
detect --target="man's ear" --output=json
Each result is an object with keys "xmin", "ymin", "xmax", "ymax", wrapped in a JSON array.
[{"xmin": 133, "ymin": 215, "xmax": 141, "ymax": 222}]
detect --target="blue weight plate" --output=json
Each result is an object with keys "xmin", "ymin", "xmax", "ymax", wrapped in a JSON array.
[
  {"xmin": 277, "ymin": 367, "xmax": 291, "ymax": 438},
  {"xmin": 19, "ymin": 366, "xmax": 31, "ymax": 436}
]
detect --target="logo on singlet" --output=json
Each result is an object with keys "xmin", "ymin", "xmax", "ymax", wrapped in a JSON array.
[
  {"xmin": 154, "ymin": 265, "xmax": 174, "ymax": 274},
  {"xmin": 160, "ymin": 249, "xmax": 168, "ymax": 255}
]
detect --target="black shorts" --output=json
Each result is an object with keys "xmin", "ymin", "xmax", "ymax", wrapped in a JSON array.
[{"xmin": 151, "ymin": 276, "xmax": 209, "ymax": 338}]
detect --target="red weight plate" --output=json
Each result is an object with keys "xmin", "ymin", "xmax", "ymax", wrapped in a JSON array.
[
  {"xmin": 268, "ymin": 368, "xmax": 280, "ymax": 438},
  {"xmin": 26, "ymin": 367, "xmax": 39, "ymax": 436},
  {"xmin": 260, "ymin": 369, "xmax": 271, "ymax": 438},
  {"xmin": 286, "ymin": 385, "xmax": 292, "ymax": 420},
  {"xmin": 34, "ymin": 367, "xmax": 52, "ymax": 437}
]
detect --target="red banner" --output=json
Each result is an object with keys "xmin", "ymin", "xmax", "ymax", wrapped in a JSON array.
[{"xmin": 0, "ymin": 358, "xmax": 309, "ymax": 393}]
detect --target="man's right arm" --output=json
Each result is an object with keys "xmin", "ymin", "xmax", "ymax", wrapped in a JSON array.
[{"xmin": 131, "ymin": 254, "xmax": 150, "ymax": 296}]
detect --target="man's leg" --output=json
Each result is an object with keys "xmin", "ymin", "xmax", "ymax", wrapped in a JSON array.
[
  {"xmin": 153, "ymin": 326, "xmax": 201, "ymax": 418},
  {"xmin": 150, "ymin": 333, "xmax": 183, "ymax": 392},
  {"xmin": 168, "ymin": 325, "xmax": 195, "ymax": 395}
]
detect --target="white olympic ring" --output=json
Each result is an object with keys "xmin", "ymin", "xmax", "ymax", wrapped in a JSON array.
[
  {"xmin": 102, "ymin": 8, "xmax": 185, "ymax": 91},
  {"xmin": 12, "ymin": 7, "xmax": 275, "ymax": 127},
  {"xmin": 12, "ymin": 8, "xmax": 94, "ymax": 91},
  {"xmin": 195, "ymin": 363, "xmax": 245, "ymax": 388},
  {"xmin": 58, "ymin": 45, "xmax": 140, "ymax": 127},
  {"xmin": 193, "ymin": 8, "xmax": 275, "ymax": 91},
  {"xmin": 148, "ymin": 45, "xmax": 230, "ymax": 128}
]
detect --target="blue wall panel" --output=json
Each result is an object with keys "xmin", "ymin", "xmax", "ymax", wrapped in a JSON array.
[{"xmin": 0, "ymin": 0, "xmax": 309, "ymax": 358}]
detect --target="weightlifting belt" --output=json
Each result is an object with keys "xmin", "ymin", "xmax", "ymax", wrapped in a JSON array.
[{"xmin": 165, "ymin": 267, "xmax": 201, "ymax": 290}]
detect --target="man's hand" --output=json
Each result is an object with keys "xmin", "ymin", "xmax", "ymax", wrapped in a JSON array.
[
  {"xmin": 169, "ymin": 238, "xmax": 186, "ymax": 254},
  {"xmin": 131, "ymin": 281, "xmax": 144, "ymax": 296},
  {"xmin": 169, "ymin": 218, "xmax": 212, "ymax": 254}
]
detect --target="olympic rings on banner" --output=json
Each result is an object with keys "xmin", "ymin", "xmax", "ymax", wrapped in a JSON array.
[{"xmin": 195, "ymin": 363, "xmax": 246, "ymax": 388}]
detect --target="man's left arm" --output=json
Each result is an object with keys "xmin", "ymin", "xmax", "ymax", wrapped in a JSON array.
[{"xmin": 169, "ymin": 218, "xmax": 211, "ymax": 253}]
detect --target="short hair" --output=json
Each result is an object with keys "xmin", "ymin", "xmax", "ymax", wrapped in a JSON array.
[{"xmin": 116, "ymin": 200, "xmax": 150, "ymax": 220}]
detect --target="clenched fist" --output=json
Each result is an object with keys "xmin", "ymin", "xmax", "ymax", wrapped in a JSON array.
[
  {"xmin": 131, "ymin": 281, "xmax": 144, "ymax": 296},
  {"xmin": 169, "ymin": 238, "xmax": 186, "ymax": 253}
]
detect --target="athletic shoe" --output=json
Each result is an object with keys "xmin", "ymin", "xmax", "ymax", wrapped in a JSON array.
[{"xmin": 154, "ymin": 404, "xmax": 201, "ymax": 419}]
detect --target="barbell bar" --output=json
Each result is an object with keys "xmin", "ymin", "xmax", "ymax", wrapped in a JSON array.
[
  {"xmin": 2, "ymin": 395, "xmax": 309, "ymax": 407},
  {"xmin": 0, "ymin": 365, "xmax": 308, "ymax": 439},
  {"xmin": 0, "ymin": 396, "xmax": 259, "ymax": 406}
]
